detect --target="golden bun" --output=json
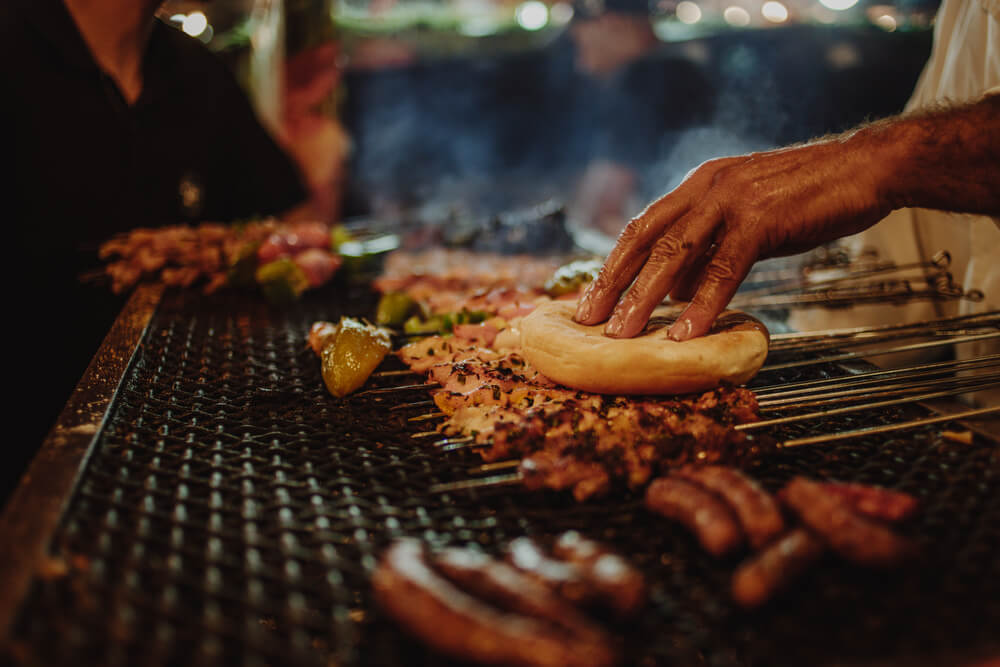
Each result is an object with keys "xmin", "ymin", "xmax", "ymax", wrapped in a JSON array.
[{"xmin": 520, "ymin": 301, "xmax": 769, "ymax": 395}]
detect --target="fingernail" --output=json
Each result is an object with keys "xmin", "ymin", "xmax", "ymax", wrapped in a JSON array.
[
  {"xmin": 605, "ymin": 313, "xmax": 624, "ymax": 337},
  {"xmin": 667, "ymin": 317, "xmax": 692, "ymax": 342}
]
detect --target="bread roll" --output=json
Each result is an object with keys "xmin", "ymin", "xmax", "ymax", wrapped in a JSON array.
[{"xmin": 520, "ymin": 301, "xmax": 769, "ymax": 395}]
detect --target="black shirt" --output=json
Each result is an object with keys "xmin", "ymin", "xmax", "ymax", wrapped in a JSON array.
[{"xmin": 2, "ymin": 0, "xmax": 309, "ymax": 506}]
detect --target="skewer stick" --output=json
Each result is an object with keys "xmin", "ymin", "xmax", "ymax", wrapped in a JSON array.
[
  {"xmin": 752, "ymin": 354, "xmax": 1000, "ymax": 397},
  {"xmin": 780, "ymin": 405, "xmax": 1000, "ymax": 447},
  {"xmin": 370, "ymin": 369, "xmax": 421, "ymax": 378},
  {"xmin": 429, "ymin": 473, "xmax": 523, "ymax": 494},
  {"xmin": 767, "ymin": 309, "xmax": 999, "ymax": 348},
  {"xmin": 432, "ymin": 435, "xmax": 474, "ymax": 448},
  {"xmin": 757, "ymin": 370, "xmax": 1000, "ymax": 411},
  {"xmin": 739, "ymin": 379, "xmax": 1000, "ymax": 430},
  {"xmin": 354, "ymin": 383, "xmax": 430, "ymax": 397},
  {"xmin": 467, "ymin": 461, "xmax": 521, "ymax": 475},
  {"xmin": 760, "ymin": 331, "xmax": 1000, "ymax": 372},
  {"xmin": 408, "ymin": 412, "xmax": 445, "ymax": 423},
  {"xmin": 390, "ymin": 400, "xmax": 435, "ymax": 412}
]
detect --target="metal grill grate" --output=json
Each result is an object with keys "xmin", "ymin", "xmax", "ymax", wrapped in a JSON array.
[{"xmin": 6, "ymin": 285, "xmax": 1000, "ymax": 667}]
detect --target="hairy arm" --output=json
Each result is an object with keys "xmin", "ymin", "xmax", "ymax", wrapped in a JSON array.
[{"xmin": 574, "ymin": 94, "xmax": 1000, "ymax": 341}]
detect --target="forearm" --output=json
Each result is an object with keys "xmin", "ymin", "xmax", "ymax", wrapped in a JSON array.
[{"xmin": 859, "ymin": 94, "xmax": 1000, "ymax": 216}]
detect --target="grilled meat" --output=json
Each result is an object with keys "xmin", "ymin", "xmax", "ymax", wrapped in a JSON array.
[
  {"xmin": 644, "ymin": 476, "xmax": 745, "ymax": 557},
  {"xmin": 731, "ymin": 528, "xmax": 826, "ymax": 608},
  {"xmin": 673, "ymin": 465, "xmax": 785, "ymax": 549},
  {"xmin": 372, "ymin": 539, "xmax": 619, "ymax": 667},
  {"xmin": 780, "ymin": 477, "xmax": 915, "ymax": 567}
]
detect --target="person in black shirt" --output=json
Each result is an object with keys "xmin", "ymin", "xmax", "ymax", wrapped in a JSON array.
[{"xmin": 2, "ymin": 0, "xmax": 311, "ymax": 506}]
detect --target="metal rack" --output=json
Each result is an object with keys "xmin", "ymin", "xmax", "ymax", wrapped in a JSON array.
[{"xmin": 1, "ymin": 283, "xmax": 998, "ymax": 667}]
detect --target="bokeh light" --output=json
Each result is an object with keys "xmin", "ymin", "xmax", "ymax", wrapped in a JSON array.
[
  {"xmin": 761, "ymin": 1, "xmax": 789, "ymax": 23},
  {"xmin": 723, "ymin": 5, "xmax": 751, "ymax": 26},
  {"xmin": 676, "ymin": 1, "xmax": 703, "ymax": 24}
]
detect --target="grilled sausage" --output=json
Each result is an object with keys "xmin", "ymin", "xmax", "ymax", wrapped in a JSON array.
[
  {"xmin": 673, "ymin": 465, "xmax": 785, "ymax": 549},
  {"xmin": 550, "ymin": 532, "xmax": 647, "ymax": 618},
  {"xmin": 644, "ymin": 477, "xmax": 745, "ymax": 557},
  {"xmin": 731, "ymin": 528, "xmax": 826, "ymax": 608},
  {"xmin": 371, "ymin": 539, "xmax": 617, "ymax": 667},
  {"xmin": 814, "ymin": 481, "xmax": 919, "ymax": 522},
  {"xmin": 780, "ymin": 477, "xmax": 914, "ymax": 567}
]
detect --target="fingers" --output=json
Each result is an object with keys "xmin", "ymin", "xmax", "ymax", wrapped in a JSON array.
[
  {"xmin": 574, "ymin": 195, "xmax": 689, "ymax": 325},
  {"xmin": 604, "ymin": 206, "xmax": 721, "ymax": 338},
  {"xmin": 666, "ymin": 240, "xmax": 755, "ymax": 341}
]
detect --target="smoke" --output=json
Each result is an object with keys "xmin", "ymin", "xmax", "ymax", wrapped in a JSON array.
[{"xmin": 340, "ymin": 25, "xmax": 927, "ymax": 230}]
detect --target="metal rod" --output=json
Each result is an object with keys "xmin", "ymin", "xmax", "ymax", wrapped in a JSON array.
[
  {"xmin": 390, "ymin": 400, "xmax": 435, "ymax": 412},
  {"xmin": 408, "ymin": 412, "xmax": 445, "ymax": 423},
  {"xmin": 760, "ymin": 331, "xmax": 1000, "ymax": 372},
  {"xmin": 468, "ymin": 461, "xmax": 521, "ymax": 475},
  {"xmin": 739, "ymin": 378, "xmax": 1000, "ymax": 430},
  {"xmin": 433, "ymin": 435, "xmax": 475, "ymax": 448},
  {"xmin": 780, "ymin": 405, "xmax": 1000, "ymax": 447},
  {"xmin": 752, "ymin": 354, "xmax": 1000, "ymax": 397},
  {"xmin": 768, "ymin": 324, "xmax": 998, "ymax": 357},
  {"xmin": 354, "ymin": 383, "xmax": 429, "ymax": 397},
  {"xmin": 757, "ymin": 370, "xmax": 1000, "ymax": 410},
  {"xmin": 429, "ymin": 473, "xmax": 523, "ymax": 494},
  {"xmin": 370, "ymin": 369, "xmax": 421, "ymax": 378},
  {"xmin": 767, "ymin": 309, "xmax": 999, "ymax": 348},
  {"xmin": 738, "ymin": 250, "xmax": 952, "ymax": 299}
]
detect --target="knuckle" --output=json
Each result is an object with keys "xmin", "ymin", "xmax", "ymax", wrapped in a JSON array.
[
  {"xmin": 648, "ymin": 232, "xmax": 689, "ymax": 264},
  {"xmin": 703, "ymin": 254, "xmax": 745, "ymax": 286}
]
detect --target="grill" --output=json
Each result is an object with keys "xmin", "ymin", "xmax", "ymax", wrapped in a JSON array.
[{"xmin": 2, "ymin": 279, "xmax": 999, "ymax": 667}]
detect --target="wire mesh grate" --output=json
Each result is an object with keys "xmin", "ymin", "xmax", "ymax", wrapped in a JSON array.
[{"xmin": 6, "ymin": 284, "xmax": 1000, "ymax": 667}]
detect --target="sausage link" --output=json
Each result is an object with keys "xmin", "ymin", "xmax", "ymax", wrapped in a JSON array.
[
  {"xmin": 550, "ymin": 532, "xmax": 647, "ymax": 618},
  {"xmin": 731, "ymin": 528, "xmax": 826, "ymax": 608},
  {"xmin": 372, "ymin": 540, "xmax": 617, "ymax": 667},
  {"xmin": 644, "ymin": 477, "xmax": 745, "ymax": 557},
  {"xmin": 781, "ymin": 477, "xmax": 914, "ymax": 567},
  {"xmin": 673, "ymin": 466, "xmax": 785, "ymax": 549}
]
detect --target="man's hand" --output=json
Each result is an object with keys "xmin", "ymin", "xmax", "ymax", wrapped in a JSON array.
[
  {"xmin": 573, "ymin": 135, "xmax": 894, "ymax": 340},
  {"xmin": 574, "ymin": 95, "xmax": 1000, "ymax": 341}
]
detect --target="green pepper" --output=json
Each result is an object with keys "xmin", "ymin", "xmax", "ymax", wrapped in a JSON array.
[
  {"xmin": 255, "ymin": 258, "xmax": 310, "ymax": 304},
  {"xmin": 227, "ymin": 240, "xmax": 261, "ymax": 287},
  {"xmin": 376, "ymin": 292, "xmax": 418, "ymax": 326},
  {"xmin": 544, "ymin": 259, "xmax": 603, "ymax": 297},
  {"xmin": 403, "ymin": 314, "xmax": 445, "ymax": 335},
  {"xmin": 330, "ymin": 224, "xmax": 355, "ymax": 249}
]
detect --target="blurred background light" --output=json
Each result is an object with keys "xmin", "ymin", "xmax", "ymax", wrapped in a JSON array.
[
  {"xmin": 723, "ymin": 5, "xmax": 751, "ymax": 26},
  {"xmin": 676, "ymin": 1, "xmax": 703, "ymax": 24},
  {"xmin": 182, "ymin": 10, "xmax": 208, "ymax": 37},
  {"xmin": 515, "ymin": 1, "xmax": 549, "ymax": 31},
  {"xmin": 818, "ymin": 0, "xmax": 859, "ymax": 11},
  {"xmin": 761, "ymin": 1, "xmax": 789, "ymax": 23}
]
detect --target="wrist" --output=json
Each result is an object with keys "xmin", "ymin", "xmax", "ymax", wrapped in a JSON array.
[{"xmin": 843, "ymin": 117, "xmax": 917, "ymax": 212}]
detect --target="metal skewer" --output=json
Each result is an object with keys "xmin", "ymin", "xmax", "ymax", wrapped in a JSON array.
[
  {"xmin": 739, "ymin": 378, "xmax": 1000, "ymax": 430},
  {"xmin": 752, "ymin": 354, "xmax": 1000, "ymax": 397},
  {"xmin": 757, "ymin": 370, "xmax": 1000, "ymax": 411},
  {"xmin": 767, "ymin": 310, "xmax": 999, "ymax": 349},
  {"xmin": 760, "ymin": 331, "xmax": 1000, "ymax": 372}
]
